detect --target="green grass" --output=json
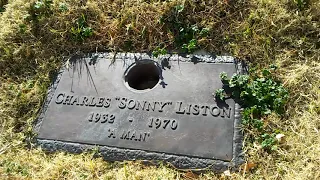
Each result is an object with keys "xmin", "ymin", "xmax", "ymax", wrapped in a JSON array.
[{"xmin": 0, "ymin": 0, "xmax": 320, "ymax": 179}]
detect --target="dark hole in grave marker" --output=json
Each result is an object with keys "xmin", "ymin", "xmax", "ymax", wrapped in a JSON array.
[{"xmin": 125, "ymin": 61, "xmax": 160, "ymax": 90}]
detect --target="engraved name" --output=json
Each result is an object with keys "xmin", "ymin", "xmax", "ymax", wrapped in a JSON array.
[
  {"xmin": 115, "ymin": 97, "xmax": 173, "ymax": 112},
  {"xmin": 55, "ymin": 93, "xmax": 232, "ymax": 119},
  {"xmin": 55, "ymin": 93, "xmax": 111, "ymax": 108},
  {"xmin": 175, "ymin": 101, "xmax": 232, "ymax": 118}
]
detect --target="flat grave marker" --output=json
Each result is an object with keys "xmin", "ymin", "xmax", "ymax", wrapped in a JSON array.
[{"xmin": 35, "ymin": 53, "xmax": 244, "ymax": 171}]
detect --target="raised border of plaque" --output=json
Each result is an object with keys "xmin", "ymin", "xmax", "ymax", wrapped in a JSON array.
[{"xmin": 33, "ymin": 53, "xmax": 245, "ymax": 172}]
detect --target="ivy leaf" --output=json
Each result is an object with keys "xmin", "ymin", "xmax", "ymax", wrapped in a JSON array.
[
  {"xmin": 262, "ymin": 69, "xmax": 271, "ymax": 76},
  {"xmin": 219, "ymin": 72, "xmax": 228, "ymax": 81},
  {"xmin": 191, "ymin": 24, "xmax": 199, "ymax": 32},
  {"xmin": 34, "ymin": 1, "xmax": 43, "ymax": 9},
  {"xmin": 175, "ymin": 5, "xmax": 184, "ymax": 13},
  {"xmin": 200, "ymin": 28, "xmax": 210, "ymax": 37},
  {"xmin": 215, "ymin": 89, "xmax": 225, "ymax": 101}
]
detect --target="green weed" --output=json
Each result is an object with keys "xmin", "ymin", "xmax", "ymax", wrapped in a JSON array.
[
  {"xmin": 0, "ymin": 0, "xmax": 8, "ymax": 13},
  {"xmin": 158, "ymin": 4, "xmax": 210, "ymax": 53},
  {"xmin": 215, "ymin": 65, "xmax": 288, "ymax": 151},
  {"xmin": 58, "ymin": 2, "xmax": 69, "ymax": 12},
  {"xmin": 19, "ymin": 24, "xmax": 27, "ymax": 33},
  {"xmin": 28, "ymin": 0, "xmax": 53, "ymax": 22},
  {"xmin": 71, "ymin": 14, "xmax": 93, "ymax": 41},
  {"xmin": 294, "ymin": 0, "xmax": 309, "ymax": 10},
  {"xmin": 260, "ymin": 133, "xmax": 277, "ymax": 150},
  {"xmin": 182, "ymin": 39, "xmax": 197, "ymax": 53},
  {"xmin": 152, "ymin": 46, "xmax": 167, "ymax": 58},
  {"xmin": 214, "ymin": 88, "xmax": 225, "ymax": 101},
  {"xmin": 0, "ymin": 159, "xmax": 29, "ymax": 176}
]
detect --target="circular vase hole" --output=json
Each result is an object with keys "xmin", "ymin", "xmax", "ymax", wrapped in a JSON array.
[{"xmin": 124, "ymin": 60, "xmax": 160, "ymax": 91}]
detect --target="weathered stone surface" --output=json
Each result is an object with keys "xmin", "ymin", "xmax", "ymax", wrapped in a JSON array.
[{"xmin": 34, "ymin": 53, "xmax": 244, "ymax": 171}]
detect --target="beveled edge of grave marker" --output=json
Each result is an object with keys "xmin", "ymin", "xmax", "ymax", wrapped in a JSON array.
[{"xmin": 33, "ymin": 52, "xmax": 246, "ymax": 172}]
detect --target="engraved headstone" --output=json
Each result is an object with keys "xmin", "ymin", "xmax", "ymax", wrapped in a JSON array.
[{"xmin": 35, "ymin": 53, "xmax": 244, "ymax": 171}]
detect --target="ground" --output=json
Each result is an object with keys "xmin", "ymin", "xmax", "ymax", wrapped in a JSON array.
[{"xmin": 0, "ymin": 0, "xmax": 319, "ymax": 179}]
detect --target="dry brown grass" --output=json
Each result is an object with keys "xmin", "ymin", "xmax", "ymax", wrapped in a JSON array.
[{"xmin": 0, "ymin": 0, "xmax": 319, "ymax": 179}]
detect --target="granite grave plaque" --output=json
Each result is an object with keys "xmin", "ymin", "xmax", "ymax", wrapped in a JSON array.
[{"xmin": 35, "ymin": 53, "xmax": 244, "ymax": 171}]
